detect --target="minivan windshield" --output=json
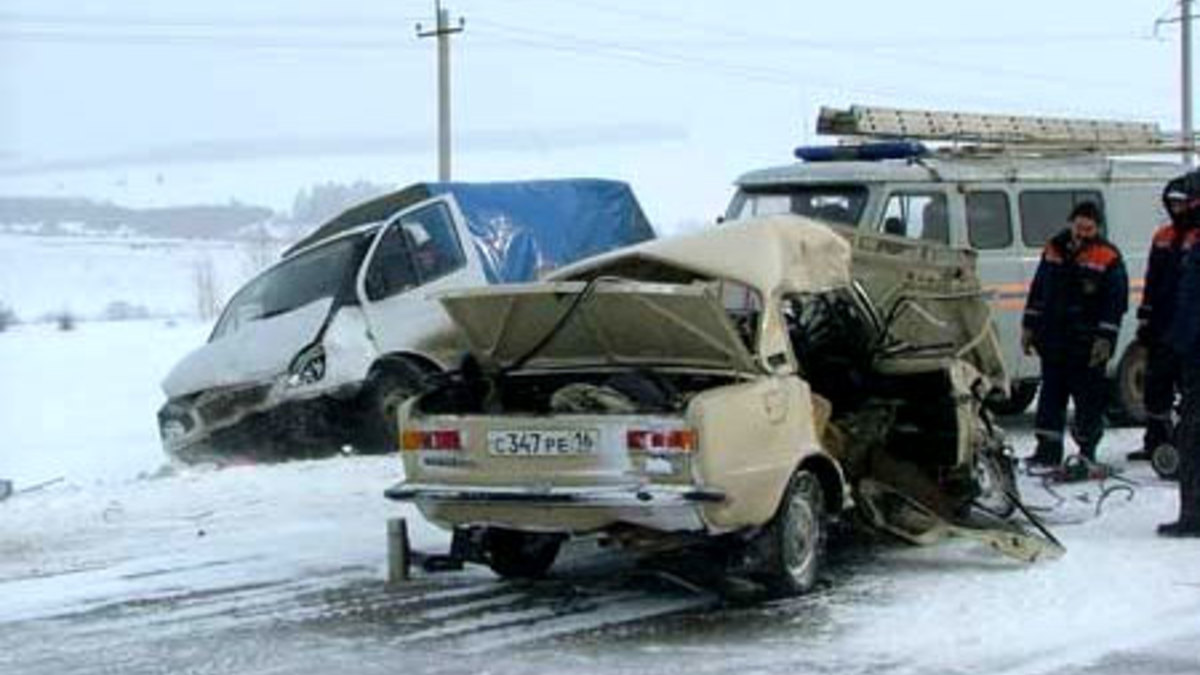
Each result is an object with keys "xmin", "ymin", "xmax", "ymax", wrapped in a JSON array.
[
  {"xmin": 729, "ymin": 185, "xmax": 868, "ymax": 226},
  {"xmin": 210, "ymin": 233, "xmax": 369, "ymax": 341}
]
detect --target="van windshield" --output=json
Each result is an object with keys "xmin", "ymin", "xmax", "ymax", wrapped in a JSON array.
[
  {"xmin": 210, "ymin": 233, "xmax": 368, "ymax": 341},
  {"xmin": 730, "ymin": 185, "xmax": 868, "ymax": 226}
]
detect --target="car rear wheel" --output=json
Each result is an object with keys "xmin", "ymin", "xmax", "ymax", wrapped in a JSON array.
[
  {"xmin": 483, "ymin": 529, "xmax": 563, "ymax": 579},
  {"xmin": 763, "ymin": 469, "xmax": 826, "ymax": 596}
]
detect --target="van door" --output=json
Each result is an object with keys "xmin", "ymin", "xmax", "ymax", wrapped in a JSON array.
[
  {"xmin": 356, "ymin": 195, "xmax": 487, "ymax": 366},
  {"xmin": 875, "ymin": 188, "xmax": 952, "ymax": 245},
  {"xmin": 960, "ymin": 188, "xmax": 1030, "ymax": 383}
]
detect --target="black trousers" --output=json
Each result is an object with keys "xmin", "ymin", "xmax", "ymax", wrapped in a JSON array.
[
  {"xmin": 1034, "ymin": 352, "xmax": 1108, "ymax": 463},
  {"xmin": 1175, "ymin": 361, "xmax": 1200, "ymax": 524},
  {"xmin": 1143, "ymin": 342, "xmax": 1180, "ymax": 451}
]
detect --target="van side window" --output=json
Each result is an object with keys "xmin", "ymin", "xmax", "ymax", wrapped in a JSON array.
[
  {"xmin": 364, "ymin": 224, "xmax": 419, "ymax": 301},
  {"xmin": 966, "ymin": 192, "xmax": 1013, "ymax": 250},
  {"xmin": 364, "ymin": 202, "xmax": 466, "ymax": 301},
  {"xmin": 402, "ymin": 202, "xmax": 466, "ymax": 282},
  {"xmin": 1019, "ymin": 190, "xmax": 1103, "ymax": 247},
  {"xmin": 878, "ymin": 193, "xmax": 949, "ymax": 244}
]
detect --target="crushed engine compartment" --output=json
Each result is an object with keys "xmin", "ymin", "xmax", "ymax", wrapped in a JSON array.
[{"xmin": 417, "ymin": 363, "xmax": 740, "ymax": 416}]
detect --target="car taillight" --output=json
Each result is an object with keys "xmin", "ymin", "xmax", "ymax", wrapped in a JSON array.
[
  {"xmin": 626, "ymin": 428, "xmax": 696, "ymax": 453},
  {"xmin": 401, "ymin": 429, "xmax": 463, "ymax": 451}
]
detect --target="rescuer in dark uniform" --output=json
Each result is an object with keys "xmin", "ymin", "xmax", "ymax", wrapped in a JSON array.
[
  {"xmin": 1129, "ymin": 176, "xmax": 1198, "ymax": 463},
  {"xmin": 1022, "ymin": 201, "xmax": 1129, "ymax": 466},
  {"xmin": 1159, "ymin": 174, "xmax": 1200, "ymax": 537}
]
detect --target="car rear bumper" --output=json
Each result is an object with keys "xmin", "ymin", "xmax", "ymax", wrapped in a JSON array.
[
  {"xmin": 386, "ymin": 481, "xmax": 726, "ymax": 534},
  {"xmin": 384, "ymin": 482, "xmax": 725, "ymax": 505}
]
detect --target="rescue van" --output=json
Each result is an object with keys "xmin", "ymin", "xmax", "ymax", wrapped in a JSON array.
[{"xmin": 724, "ymin": 104, "xmax": 1187, "ymax": 421}]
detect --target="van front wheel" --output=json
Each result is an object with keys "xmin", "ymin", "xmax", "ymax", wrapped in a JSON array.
[{"xmin": 1110, "ymin": 342, "xmax": 1148, "ymax": 425}]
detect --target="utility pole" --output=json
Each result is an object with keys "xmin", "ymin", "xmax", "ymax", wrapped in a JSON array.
[
  {"xmin": 1184, "ymin": 0, "xmax": 1195, "ymax": 166},
  {"xmin": 417, "ymin": 1, "xmax": 464, "ymax": 181}
]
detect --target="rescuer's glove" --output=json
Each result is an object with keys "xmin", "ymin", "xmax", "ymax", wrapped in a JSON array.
[
  {"xmin": 1021, "ymin": 328, "xmax": 1036, "ymax": 356},
  {"xmin": 1088, "ymin": 337, "xmax": 1114, "ymax": 368}
]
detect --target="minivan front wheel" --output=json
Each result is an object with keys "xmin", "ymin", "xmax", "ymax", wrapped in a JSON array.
[
  {"xmin": 763, "ymin": 469, "xmax": 826, "ymax": 595},
  {"xmin": 361, "ymin": 368, "xmax": 419, "ymax": 454}
]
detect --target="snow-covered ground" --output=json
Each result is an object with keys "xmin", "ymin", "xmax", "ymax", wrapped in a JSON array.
[
  {"xmin": 2, "ymin": 317, "xmax": 1199, "ymax": 675},
  {"xmin": 0, "ymin": 233, "xmax": 265, "ymax": 321}
]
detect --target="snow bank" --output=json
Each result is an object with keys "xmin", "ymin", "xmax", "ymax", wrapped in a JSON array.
[{"xmin": 0, "ymin": 319, "xmax": 208, "ymax": 486}]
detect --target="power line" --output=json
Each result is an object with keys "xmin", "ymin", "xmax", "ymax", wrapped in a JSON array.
[
  {"xmin": 469, "ymin": 16, "xmax": 1154, "ymax": 94},
  {"xmin": 0, "ymin": 28, "xmax": 425, "ymax": 51},
  {"xmin": 515, "ymin": 0, "xmax": 1154, "ymax": 51},
  {"xmin": 0, "ymin": 11, "xmax": 428, "ymax": 31}
]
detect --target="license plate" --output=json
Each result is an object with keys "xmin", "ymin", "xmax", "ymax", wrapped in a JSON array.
[{"xmin": 487, "ymin": 429, "xmax": 599, "ymax": 456}]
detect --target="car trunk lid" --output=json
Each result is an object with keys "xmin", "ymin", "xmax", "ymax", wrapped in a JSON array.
[{"xmin": 436, "ymin": 280, "xmax": 761, "ymax": 374}]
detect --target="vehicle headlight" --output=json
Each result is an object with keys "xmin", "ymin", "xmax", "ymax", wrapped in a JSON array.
[{"xmin": 287, "ymin": 345, "xmax": 326, "ymax": 387}]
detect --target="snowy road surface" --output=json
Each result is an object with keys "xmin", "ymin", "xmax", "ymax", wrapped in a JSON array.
[{"xmin": 2, "ymin": 321, "xmax": 1200, "ymax": 675}]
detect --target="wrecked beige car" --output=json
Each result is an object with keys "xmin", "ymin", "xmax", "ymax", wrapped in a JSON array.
[{"xmin": 386, "ymin": 215, "xmax": 1056, "ymax": 593}]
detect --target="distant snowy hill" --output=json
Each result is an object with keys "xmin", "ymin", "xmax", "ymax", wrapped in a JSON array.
[
  {"xmin": 0, "ymin": 196, "xmax": 279, "ymax": 240},
  {"xmin": 0, "ymin": 233, "xmax": 283, "ymax": 322}
]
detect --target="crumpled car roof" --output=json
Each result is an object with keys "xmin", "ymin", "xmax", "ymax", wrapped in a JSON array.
[{"xmin": 550, "ymin": 214, "xmax": 852, "ymax": 298}]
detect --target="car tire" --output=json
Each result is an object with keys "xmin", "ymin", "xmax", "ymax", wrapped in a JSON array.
[
  {"xmin": 483, "ymin": 529, "xmax": 563, "ymax": 579},
  {"xmin": 361, "ymin": 367, "xmax": 420, "ymax": 454},
  {"xmin": 763, "ymin": 469, "xmax": 826, "ymax": 596},
  {"xmin": 1110, "ymin": 342, "xmax": 1148, "ymax": 426},
  {"xmin": 986, "ymin": 380, "xmax": 1038, "ymax": 416}
]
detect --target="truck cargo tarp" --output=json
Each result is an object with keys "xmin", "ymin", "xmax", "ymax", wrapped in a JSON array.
[
  {"xmin": 285, "ymin": 179, "xmax": 655, "ymax": 282},
  {"xmin": 427, "ymin": 179, "xmax": 655, "ymax": 283}
]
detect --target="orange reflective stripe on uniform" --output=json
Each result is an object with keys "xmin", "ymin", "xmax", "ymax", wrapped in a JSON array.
[{"xmin": 984, "ymin": 277, "xmax": 1145, "ymax": 312}]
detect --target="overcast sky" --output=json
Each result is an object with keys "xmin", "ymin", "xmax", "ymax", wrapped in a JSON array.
[{"xmin": 0, "ymin": 0, "xmax": 1189, "ymax": 230}]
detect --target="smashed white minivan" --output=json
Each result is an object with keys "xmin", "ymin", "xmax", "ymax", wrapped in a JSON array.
[
  {"xmin": 158, "ymin": 179, "xmax": 655, "ymax": 463},
  {"xmin": 387, "ymin": 215, "xmax": 1059, "ymax": 593}
]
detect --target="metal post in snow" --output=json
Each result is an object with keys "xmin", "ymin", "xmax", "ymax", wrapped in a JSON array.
[{"xmin": 387, "ymin": 517, "xmax": 411, "ymax": 584}]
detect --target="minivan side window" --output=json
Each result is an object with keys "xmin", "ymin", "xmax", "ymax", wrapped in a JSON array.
[
  {"xmin": 364, "ymin": 224, "xmax": 419, "ymax": 301},
  {"xmin": 966, "ymin": 191, "xmax": 1013, "ymax": 250},
  {"xmin": 1019, "ymin": 190, "xmax": 1103, "ymax": 247},
  {"xmin": 401, "ymin": 202, "xmax": 466, "ymax": 282},
  {"xmin": 364, "ymin": 202, "xmax": 465, "ymax": 301},
  {"xmin": 878, "ymin": 192, "xmax": 949, "ymax": 244}
]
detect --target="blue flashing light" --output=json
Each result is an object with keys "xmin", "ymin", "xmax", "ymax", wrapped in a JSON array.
[{"xmin": 794, "ymin": 141, "xmax": 929, "ymax": 162}]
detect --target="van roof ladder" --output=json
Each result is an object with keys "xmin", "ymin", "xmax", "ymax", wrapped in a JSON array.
[{"xmin": 816, "ymin": 104, "xmax": 1192, "ymax": 155}]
